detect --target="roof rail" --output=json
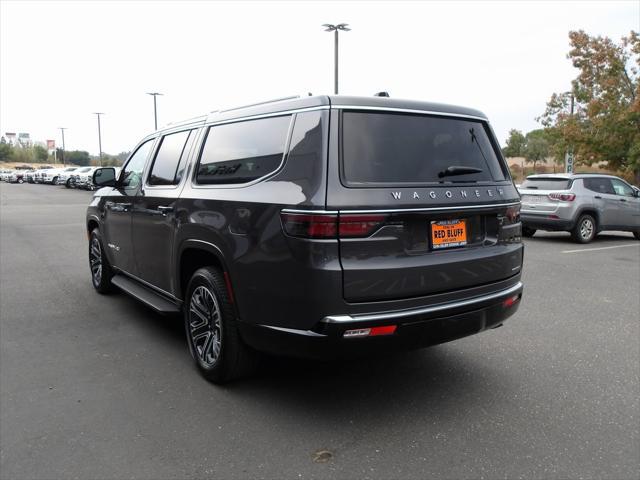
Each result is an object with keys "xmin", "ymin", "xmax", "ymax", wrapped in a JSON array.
[
  {"xmin": 165, "ymin": 114, "xmax": 208, "ymax": 127},
  {"xmin": 221, "ymin": 95, "xmax": 301, "ymax": 113}
]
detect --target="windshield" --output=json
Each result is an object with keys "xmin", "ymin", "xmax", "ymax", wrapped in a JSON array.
[
  {"xmin": 521, "ymin": 178, "xmax": 571, "ymax": 190},
  {"xmin": 341, "ymin": 111, "xmax": 506, "ymax": 186}
]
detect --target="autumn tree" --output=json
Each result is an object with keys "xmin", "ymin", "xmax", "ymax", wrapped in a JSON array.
[{"xmin": 539, "ymin": 30, "xmax": 640, "ymax": 182}]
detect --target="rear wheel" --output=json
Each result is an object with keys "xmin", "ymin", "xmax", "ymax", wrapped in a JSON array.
[
  {"xmin": 184, "ymin": 267, "xmax": 256, "ymax": 384},
  {"xmin": 522, "ymin": 227, "xmax": 536, "ymax": 238},
  {"xmin": 89, "ymin": 229, "xmax": 115, "ymax": 293},
  {"xmin": 633, "ymin": 231, "xmax": 640, "ymax": 240},
  {"xmin": 571, "ymin": 214, "xmax": 597, "ymax": 243},
  {"xmin": 65, "ymin": 179, "xmax": 72, "ymax": 188}
]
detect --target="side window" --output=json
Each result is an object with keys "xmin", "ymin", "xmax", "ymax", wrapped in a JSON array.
[
  {"xmin": 611, "ymin": 178, "xmax": 634, "ymax": 197},
  {"xmin": 148, "ymin": 130, "xmax": 192, "ymax": 186},
  {"xmin": 121, "ymin": 139, "xmax": 154, "ymax": 191},
  {"xmin": 583, "ymin": 177, "xmax": 614, "ymax": 195},
  {"xmin": 196, "ymin": 115, "xmax": 291, "ymax": 185}
]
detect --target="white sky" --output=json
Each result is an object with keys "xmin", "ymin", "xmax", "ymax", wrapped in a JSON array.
[{"xmin": 1, "ymin": 0, "xmax": 638, "ymax": 155}]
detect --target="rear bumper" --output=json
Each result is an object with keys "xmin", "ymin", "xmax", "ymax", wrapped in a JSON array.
[
  {"xmin": 239, "ymin": 281, "xmax": 523, "ymax": 360},
  {"xmin": 521, "ymin": 213, "xmax": 573, "ymax": 231}
]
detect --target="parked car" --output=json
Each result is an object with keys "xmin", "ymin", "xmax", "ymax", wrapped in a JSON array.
[
  {"xmin": 87, "ymin": 95, "xmax": 524, "ymax": 383},
  {"xmin": 54, "ymin": 167, "xmax": 79, "ymax": 187},
  {"xmin": 33, "ymin": 166, "xmax": 54, "ymax": 183},
  {"xmin": 8, "ymin": 170, "xmax": 26, "ymax": 183},
  {"xmin": 518, "ymin": 173, "xmax": 640, "ymax": 242},
  {"xmin": 0, "ymin": 169, "xmax": 13, "ymax": 181},
  {"xmin": 41, "ymin": 168, "xmax": 65, "ymax": 185},
  {"xmin": 74, "ymin": 167, "xmax": 99, "ymax": 189}
]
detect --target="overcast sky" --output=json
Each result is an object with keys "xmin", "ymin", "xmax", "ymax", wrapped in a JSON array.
[{"xmin": 1, "ymin": 0, "xmax": 637, "ymax": 156}]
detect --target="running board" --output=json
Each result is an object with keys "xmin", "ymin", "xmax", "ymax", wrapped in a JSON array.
[{"xmin": 111, "ymin": 274, "xmax": 181, "ymax": 314}]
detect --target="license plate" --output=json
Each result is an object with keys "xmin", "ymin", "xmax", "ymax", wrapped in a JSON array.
[
  {"xmin": 431, "ymin": 219, "xmax": 467, "ymax": 250},
  {"xmin": 521, "ymin": 195, "xmax": 544, "ymax": 203}
]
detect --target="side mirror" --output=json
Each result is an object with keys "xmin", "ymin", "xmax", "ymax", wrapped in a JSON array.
[{"xmin": 93, "ymin": 167, "xmax": 117, "ymax": 188}]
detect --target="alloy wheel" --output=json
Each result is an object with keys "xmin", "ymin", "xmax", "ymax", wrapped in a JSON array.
[
  {"xmin": 580, "ymin": 218, "xmax": 594, "ymax": 240},
  {"xmin": 188, "ymin": 286, "xmax": 222, "ymax": 367},
  {"xmin": 89, "ymin": 237, "xmax": 102, "ymax": 286}
]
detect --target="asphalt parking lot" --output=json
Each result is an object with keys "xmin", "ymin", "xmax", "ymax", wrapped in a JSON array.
[{"xmin": 1, "ymin": 183, "xmax": 639, "ymax": 480}]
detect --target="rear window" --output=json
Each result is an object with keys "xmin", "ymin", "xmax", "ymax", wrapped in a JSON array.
[
  {"xmin": 341, "ymin": 111, "xmax": 506, "ymax": 186},
  {"xmin": 521, "ymin": 178, "xmax": 571, "ymax": 190}
]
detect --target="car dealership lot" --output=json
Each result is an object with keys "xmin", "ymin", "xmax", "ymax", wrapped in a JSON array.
[{"xmin": 1, "ymin": 183, "xmax": 638, "ymax": 480}]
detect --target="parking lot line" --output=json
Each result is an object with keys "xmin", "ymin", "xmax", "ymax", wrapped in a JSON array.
[{"xmin": 562, "ymin": 244, "xmax": 639, "ymax": 254}]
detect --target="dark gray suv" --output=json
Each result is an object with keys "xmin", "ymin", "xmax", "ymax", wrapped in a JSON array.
[{"xmin": 87, "ymin": 95, "xmax": 524, "ymax": 383}]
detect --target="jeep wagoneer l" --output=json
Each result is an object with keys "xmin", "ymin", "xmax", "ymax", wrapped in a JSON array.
[{"xmin": 87, "ymin": 95, "xmax": 524, "ymax": 383}]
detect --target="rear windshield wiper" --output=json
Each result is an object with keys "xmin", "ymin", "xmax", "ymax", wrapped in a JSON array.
[{"xmin": 438, "ymin": 166, "xmax": 484, "ymax": 178}]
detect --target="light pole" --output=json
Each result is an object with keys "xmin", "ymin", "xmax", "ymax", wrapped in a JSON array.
[
  {"xmin": 322, "ymin": 23, "xmax": 351, "ymax": 94},
  {"xmin": 58, "ymin": 127, "xmax": 66, "ymax": 166},
  {"xmin": 93, "ymin": 112, "xmax": 104, "ymax": 166},
  {"xmin": 146, "ymin": 92, "xmax": 163, "ymax": 130}
]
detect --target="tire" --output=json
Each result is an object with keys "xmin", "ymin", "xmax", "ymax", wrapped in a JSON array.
[
  {"xmin": 184, "ymin": 267, "xmax": 256, "ymax": 384},
  {"xmin": 522, "ymin": 227, "xmax": 536, "ymax": 238},
  {"xmin": 65, "ymin": 179, "xmax": 71, "ymax": 188},
  {"xmin": 18, "ymin": 179, "xmax": 24, "ymax": 184},
  {"xmin": 633, "ymin": 231, "xmax": 640, "ymax": 240},
  {"xmin": 89, "ymin": 228, "xmax": 115, "ymax": 293},
  {"xmin": 52, "ymin": 177, "xmax": 58, "ymax": 185},
  {"xmin": 571, "ymin": 214, "xmax": 597, "ymax": 243}
]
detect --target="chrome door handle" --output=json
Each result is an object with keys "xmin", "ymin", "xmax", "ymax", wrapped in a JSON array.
[
  {"xmin": 158, "ymin": 206, "xmax": 174, "ymax": 214},
  {"xmin": 594, "ymin": 196, "xmax": 602, "ymax": 199}
]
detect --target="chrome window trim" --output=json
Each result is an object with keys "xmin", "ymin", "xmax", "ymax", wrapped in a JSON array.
[
  {"xmin": 322, "ymin": 282, "xmax": 523, "ymax": 323},
  {"xmin": 281, "ymin": 209, "xmax": 339, "ymax": 215},
  {"xmin": 330, "ymin": 105, "xmax": 488, "ymax": 122},
  {"xmin": 190, "ymin": 113, "xmax": 297, "ymax": 190}
]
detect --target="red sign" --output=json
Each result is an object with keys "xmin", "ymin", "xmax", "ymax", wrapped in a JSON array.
[{"xmin": 47, "ymin": 140, "xmax": 55, "ymax": 150}]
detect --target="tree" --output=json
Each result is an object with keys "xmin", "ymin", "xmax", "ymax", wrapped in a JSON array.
[
  {"xmin": 33, "ymin": 145, "xmax": 48, "ymax": 162},
  {"xmin": 65, "ymin": 150, "xmax": 91, "ymax": 166},
  {"xmin": 524, "ymin": 129, "xmax": 550, "ymax": 173},
  {"xmin": 0, "ymin": 142, "xmax": 13, "ymax": 162},
  {"xmin": 539, "ymin": 30, "xmax": 640, "ymax": 182},
  {"xmin": 502, "ymin": 129, "xmax": 526, "ymax": 158}
]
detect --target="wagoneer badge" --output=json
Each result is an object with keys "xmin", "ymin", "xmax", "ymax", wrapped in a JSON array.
[{"xmin": 391, "ymin": 188, "xmax": 505, "ymax": 200}]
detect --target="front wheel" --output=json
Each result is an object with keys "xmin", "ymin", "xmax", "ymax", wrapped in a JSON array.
[
  {"xmin": 89, "ymin": 229, "xmax": 115, "ymax": 293},
  {"xmin": 571, "ymin": 214, "xmax": 597, "ymax": 243},
  {"xmin": 633, "ymin": 231, "xmax": 640, "ymax": 240},
  {"xmin": 184, "ymin": 267, "xmax": 256, "ymax": 384},
  {"xmin": 18, "ymin": 178, "xmax": 24, "ymax": 184}
]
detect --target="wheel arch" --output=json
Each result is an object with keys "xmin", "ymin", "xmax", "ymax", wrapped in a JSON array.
[
  {"xmin": 177, "ymin": 240, "xmax": 233, "ymax": 303},
  {"xmin": 575, "ymin": 208, "xmax": 601, "ymax": 230}
]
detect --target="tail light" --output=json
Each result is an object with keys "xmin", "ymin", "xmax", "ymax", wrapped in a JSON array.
[
  {"xmin": 338, "ymin": 214, "xmax": 388, "ymax": 238},
  {"xmin": 548, "ymin": 192, "xmax": 576, "ymax": 201},
  {"xmin": 280, "ymin": 212, "xmax": 389, "ymax": 239},
  {"xmin": 280, "ymin": 213, "xmax": 337, "ymax": 238},
  {"xmin": 503, "ymin": 204, "xmax": 521, "ymax": 225}
]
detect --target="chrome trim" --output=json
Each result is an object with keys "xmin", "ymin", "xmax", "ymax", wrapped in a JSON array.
[
  {"xmin": 259, "ymin": 325, "xmax": 327, "ymax": 337},
  {"xmin": 321, "ymin": 282, "xmax": 523, "ymax": 323},
  {"xmin": 206, "ymin": 105, "xmax": 330, "ymax": 126},
  {"xmin": 341, "ymin": 201, "xmax": 521, "ymax": 215},
  {"xmin": 330, "ymin": 105, "xmax": 488, "ymax": 122},
  {"xmin": 281, "ymin": 208, "xmax": 339, "ymax": 215}
]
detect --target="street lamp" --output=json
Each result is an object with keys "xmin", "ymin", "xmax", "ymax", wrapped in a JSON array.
[
  {"xmin": 322, "ymin": 23, "xmax": 351, "ymax": 94},
  {"xmin": 93, "ymin": 112, "xmax": 104, "ymax": 166},
  {"xmin": 58, "ymin": 127, "xmax": 66, "ymax": 166},
  {"xmin": 146, "ymin": 92, "xmax": 163, "ymax": 130}
]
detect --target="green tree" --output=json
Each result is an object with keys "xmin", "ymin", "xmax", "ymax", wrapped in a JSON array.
[
  {"xmin": 524, "ymin": 129, "xmax": 550, "ymax": 173},
  {"xmin": 0, "ymin": 142, "xmax": 13, "ymax": 162},
  {"xmin": 10, "ymin": 146, "xmax": 34, "ymax": 163},
  {"xmin": 33, "ymin": 145, "xmax": 48, "ymax": 162},
  {"xmin": 65, "ymin": 150, "xmax": 91, "ymax": 166},
  {"xmin": 539, "ymin": 30, "xmax": 640, "ymax": 182},
  {"xmin": 502, "ymin": 129, "xmax": 526, "ymax": 158}
]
